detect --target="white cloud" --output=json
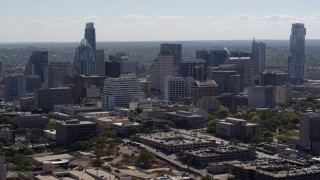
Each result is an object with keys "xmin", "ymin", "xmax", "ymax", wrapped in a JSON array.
[
  {"xmin": 233, "ymin": 13, "xmax": 320, "ymax": 21},
  {"xmin": 22, "ymin": 18, "xmax": 46, "ymax": 26},
  {"xmin": 119, "ymin": 14, "xmax": 151, "ymax": 19},
  {"xmin": 81, "ymin": 15, "xmax": 101, "ymax": 21},
  {"xmin": 155, "ymin": 16, "xmax": 186, "ymax": 20}
]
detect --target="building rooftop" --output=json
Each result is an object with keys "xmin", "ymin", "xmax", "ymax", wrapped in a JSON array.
[
  {"xmin": 33, "ymin": 154, "xmax": 75, "ymax": 164},
  {"xmin": 186, "ymin": 145, "xmax": 250, "ymax": 158},
  {"xmin": 194, "ymin": 80, "xmax": 217, "ymax": 87}
]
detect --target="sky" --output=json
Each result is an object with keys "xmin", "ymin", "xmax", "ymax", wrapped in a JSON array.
[{"xmin": 1, "ymin": 0, "xmax": 320, "ymax": 42}]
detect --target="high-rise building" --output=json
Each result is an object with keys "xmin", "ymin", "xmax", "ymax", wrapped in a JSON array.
[
  {"xmin": 299, "ymin": 112, "xmax": 320, "ymax": 153},
  {"xmin": 246, "ymin": 85, "xmax": 277, "ymax": 108},
  {"xmin": 73, "ymin": 39, "xmax": 96, "ymax": 75},
  {"xmin": 261, "ymin": 71, "xmax": 289, "ymax": 86},
  {"xmin": 207, "ymin": 69, "xmax": 241, "ymax": 94},
  {"xmin": 288, "ymin": 23, "xmax": 306, "ymax": 84},
  {"xmin": 276, "ymin": 84, "xmax": 293, "ymax": 105},
  {"xmin": 179, "ymin": 58, "xmax": 207, "ymax": 81},
  {"xmin": 107, "ymin": 52, "xmax": 138, "ymax": 76},
  {"xmin": 95, "ymin": 50, "xmax": 105, "ymax": 75},
  {"xmin": 150, "ymin": 52, "xmax": 175, "ymax": 96},
  {"xmin": 25, "ymin": 75, "xmax": 41, "ymax": 93},
  {"xmin": 196, "ymin": 49, "xmax": 228, "ymax": 67},
  {"xmin": 63, "ymin": 75, "xmax": 106, "ymax": 104},
  {"xmin": 252, "ymin": 39, "xmax": 266, "ymax": 75},
  {"xmin": 105, "ymin": 61, "xmax": 121, "ymax": 78},
  {"xmin": 211, "ymin": 64, "xmax": 245, "ymax": 90},
  {"xmin": 164, "ymin": 76, "xmax": 193, "ymax": 102},
  {"xmin": 160, "ymin": 43, "xmax": 182, "ymax": 68},
  {"xmin": 191, "ymin": 80, "xmax": 219, "ymax": 103},
  {"xmin": 84, "ymin": 22, "xmax": 96, "ymax": 50},
  {"xmin": 217, "ymin": 93, "xmax": 237, "ymax": 113},
  {"xmin": 4, "ymin": 74, "xmax": 26, "ymax": 101},
  {"xmin": 35, "ymin": 87, "xmax": 73, "ymax": 111},
  {"xmin": 44, "ymin": 62, "xmax": 72, "ymax": 88},
  {"xmin": 224, "ymin": 57, "xmax": 254, "ymax": 87},
  {"xmin": 25, "ymin": 51, "xmax": 48, "ymax": 83},
  {"xmin": 101, "ymin": 75, "xmax": 142, "ymax": 110}
]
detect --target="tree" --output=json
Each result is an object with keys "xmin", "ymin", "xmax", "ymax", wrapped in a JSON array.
[
  {"xmin": 201, "ymin": 175, "xmax": 214, "ymax": 180},
  {"xmin": 24, "ymin": 148, "xmax": 34, "ymax": 156},
  {"xmin": 135, "ymin": 107, "xmax": 143, "ymax": 114},
  {"xmin": 45, "ymin": 120, "xmax": 56, "ymax": 130},
  {"xmin": 135, "ymin": 149, "xmax": 155, "ymax": 167},
  {"xmin": 217, "ymin": 106, "xmax": 230, "ymax": 119}
]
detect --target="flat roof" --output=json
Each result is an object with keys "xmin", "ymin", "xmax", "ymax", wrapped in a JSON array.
[{"xmin": 33, "ymin": 154, "xmax": 74, "ymax": 164}]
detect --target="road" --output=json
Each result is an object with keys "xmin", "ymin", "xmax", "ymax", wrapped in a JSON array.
[{"xmin": 143, "ymin": 144, "xmax": 211, "ymax": 178}]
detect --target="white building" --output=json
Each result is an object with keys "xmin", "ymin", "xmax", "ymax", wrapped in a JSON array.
[{"xmin": 101, "ymin": 75, "xmax": 142, "ymax": 110}]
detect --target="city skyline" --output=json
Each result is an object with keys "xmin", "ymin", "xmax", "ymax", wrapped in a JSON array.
[{"xmin": 1, "ymin": 0, "xmax": 320, "ymax": 42}]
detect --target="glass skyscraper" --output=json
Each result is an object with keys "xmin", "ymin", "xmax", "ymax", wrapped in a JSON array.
[{"xmin": 288, "ymin": 23, "xmax": 306, "ymax": 84}]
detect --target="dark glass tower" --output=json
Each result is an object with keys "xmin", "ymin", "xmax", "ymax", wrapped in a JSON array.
[
  {"xmin": 85, "ymin": 22, "xmax": 96, "ymax": 50},
  {"xmin": 288, "ymin": 23, "xmax": 306, "ymax": 84}
]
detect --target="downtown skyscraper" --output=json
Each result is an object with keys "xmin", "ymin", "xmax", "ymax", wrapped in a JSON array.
[
  {"xmin": 73, "ymin": 22, "xmax": 105, "ymax": 75},
  {"xmin": 84, "ymin": 22, "xmax": 96, "ymax": 50},
  {"xmin": 288, "ymin": 23, "xmax": 306, "ymax": 84},
  {"xmin": 251, "ymin": 39, "xmax": 265, "ymax": 76}
]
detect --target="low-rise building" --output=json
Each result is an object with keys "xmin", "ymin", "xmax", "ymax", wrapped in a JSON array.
[
  {"xmin": 56, "ymin": 120, "xmax": 97, "ymax": 145},
  {"xmin": 186, "ymin": 145, "xmax": 256, "ymax": 167},
  {"xmin": 20, "ymin": 97, "xmax": 36, "ymax": 112},
  {"xmin": 196, "ymin": 96, "xmax": 220, "ymax": 113},
  {"xmin": 53, "ymin": 104, "xmax": 101, "ymax": 116},
  {"xmin": 12, "ymin": 114, "xmax": 49, "ymax": 129},
  {"xmin": 216, "ymin": 117, "xmax": 261, "ymax": 140},
  {"xmin": 134, "ymin": 132, "xmax": 216, "ymax": 152},
  {"xmin": 0, "ymin": 128, "xmax": 15, "ymax": 141},
  {"xmin": 166, "ymin": 111, "xmax": 205, "ymax": 128},
  {"xmin": 231, "ymin": 158, "xmax": 320, "ymax": 180},
  {"xmin": 111, "ymin": 121, "xmax": 140, "ymax": 136},
  {"xmin": 43, "ymin": 129, "xmax": 56, "ymax": 140}
]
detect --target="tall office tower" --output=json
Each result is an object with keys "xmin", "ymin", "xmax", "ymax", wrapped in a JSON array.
[
  {"xmin": 95, "ymin": 50, "xmax": 105, "ymax": 75},
  {"xmin": 105, "ymin": 61, "xmax": 121, "ymax": 78},
  {"xmin": 179, "ymin": 58, "xmax": 207, "ymax": 81},
  {"xmin": 224, "ymin": 57, "xmax": 254, "ymax": 87},
  {"xmin": 164, "ymin": 76, "xmax": 193, "ymax": 102},
  {"xmin": 211, "ymin": 64, "xmax": 245, "ymax": 90},
  {"xmin": 261, "ymin": 71, "xmax": 289, "ymax": 86},
  {"xmin": 35, "ymin": 87, "xmax": 74, "ymax": 111},
  {"xmin": 252, "ymin": 39, "xmax": 266, "ymax": 75},
  {"xmin": 299, "ymin": 112, "xmax": 320, "ymax": 153},
  {"xmin": 196, "ymin": 49, "xmax": 228, "ymax": 67},
  {"xmin": 230, "ymin": 50, "xmax": 252, "ymax": 58},
  {"xmin": 191, "ymin": 80, "xmax": 219, "ymax": 103},
  {"xmin": 160, "ymin": 43, "xmax": 182, "ymax": 68},
  {"xmin": 288, "ymin": 23, "xmax": 306, "ymax": 84},
  {"xmin": 4, "ymin": 74, "xmax": 26, "ymax": 101},
  {"xmin": 246, "ymin": 85, "xmax": 277, "ymax": 108},
  {"xmin": 73, "ymin": 39, "xmax": 96, "ymax": 75},
  {"xmin": 101, "ymin": 75, "xmax": 142, "ymax": 110},
  {"xmin": 150, "ymin": 52, "xmax": 175, "ymax": 96},
  {"xmin": 217, "ymin": 93, "xmax": 237, "ymax": 113},
  {"xmin": 107, "ymin": 52, "xmax": 138, "ymax": 76},
  {"xmin": 84, "ymin": 22, "xmax": 96, "ymax": 50},
  {"xmin": 25, "ymin": 51, "xmax": 48, "ymax": 83},
  {"xmin": 63, "ymin": 75, "xmax": 106, "ymax": 104},
  {"xmin": 207, "ymin": 70, "xmax": 241, "ymax": 94},
  {"xmin": 44, "ymin": 62, "xmax": 72, "ymax": 88},
  {"xmin": 26, "ymin": 75, "xmax": 41, "ymax": 93}
]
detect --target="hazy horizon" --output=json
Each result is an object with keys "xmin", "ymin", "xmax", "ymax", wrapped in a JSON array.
[{"xmin": 1, "ymin": 0, "xmax": 320, "ymax": 42}]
